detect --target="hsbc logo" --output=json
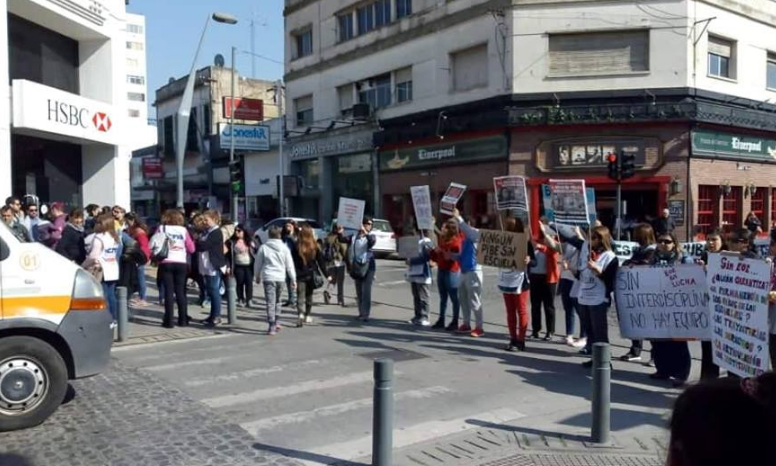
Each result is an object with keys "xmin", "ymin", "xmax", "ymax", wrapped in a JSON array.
[{"xmin": 47, "ymin": 100, "xmax": 112, "ymax": 133}]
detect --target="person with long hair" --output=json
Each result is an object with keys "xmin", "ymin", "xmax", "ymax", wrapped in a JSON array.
[
  {"xmin": 197, "ymin": 209, "xmax": 226, "ymax": 327},
  {"xmin": 578, "ymin": 225, "xmax": 619, "ymax": 368},
  {"xmin": 697, "ymin": 228, "xmax": 726, "ymax": 380},
  {"xmin": 499, "ymin": 216, "xmax": 535, "ymax": 351},
  {"xmin": 82, "ymin": 213, "xmax": 121, "ymax": 321},
  {"xmin": 529, "ymin": 221, "xmax": 562, "ymax": 341},
  {"xmin": 348, "ymin": 217, "xmax": 377, "ymax": 321},
  {"xmin": 292, "ymin": 225, "xmax": 329, "ymax": 327},
  {"xmin": 618, "ymin": 223, "xmax": 657, "ymax": 362},
  {"xmin": 323, "ymin": 222, "xmax": 349, "ymax": 307},
  {"xmin": 125, "ymin": 212, "xmax": 151, "ymax": 307},
  {"xmin": 430, "ymin": 218, "xmax": 464, "ymax": 331},
  {"xmin": 151, "ymin": 209, "xmax": 195, "ymax": 328},
  {"xmin": 55, "ymin": 208, "xmax": 86, "ymax": 264},
  {"xmin": 728, "ymin": 227, "xmax": 759, "ymax": 258},
  {"xmin": 228, "ymin": 224, "xmax": 258, "ymax": 308},
  {"xmin": 558, "ymin": 224, "xmax": 587, "ymax": 348}
]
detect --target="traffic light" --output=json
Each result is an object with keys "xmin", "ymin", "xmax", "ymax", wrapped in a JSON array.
[
  {"xmin": 621, "ymin": 152, "xmax": 636, "ymax": 180},
  {"xmin": 229, "ymin": 158, "xmax": 244, "ymax": 194},
  {"xmin": 607, "ymin": 153, "xmax": 620, "ymax": 181}
]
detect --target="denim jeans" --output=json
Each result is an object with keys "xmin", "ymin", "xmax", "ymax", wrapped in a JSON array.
[
  {"xmin": 559, "ymin": 279, "xmax": 579, "ymax": 337},
  {"xmin": 205, "ymin": 273, "xmax": 222, "ymax": 321},
  {"xmin": 437, "ymin": 269, "xmax": 461, "ymax": 324},
  {"xmin": 355, "ymin": 268, "xmax": 375, "ymax": 318},
  {"xmin": 263, "ymin": 281, "xmax": 283, "ymax": 324},
  {"xmin": 136, "ymin": 264, "xmax": 147, "ymax": 300},
  {"xmin": 102, "ymin": 281, "xmax": 118, "ymax": 320}
]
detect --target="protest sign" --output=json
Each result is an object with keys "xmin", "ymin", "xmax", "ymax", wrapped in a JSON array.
[
  {"xmin": 397, "ymin": 236, "xmax": 420, "ymax": 259},
  {"xmin": 440, "ymin": 182, "xmax": 467, "ymax": 215},
  {"xmin": 610, "ymin": 238, "xmax": 769, "ymax": 264},
  {"xmin": 476, "ymin": 229, "xmax": 528, "ymax": 270},
  {"xmin": 548, "ymin": 179, "xmax": 589, "ymax": 225},
  {"xmin": 543, "ymin": 185, "xmax": 596, "ymax": 225},
  {"xmin": 336, "ymin": 197, "xmax": 366, "ymax": 231},
  {"xmin": 707, "ymin": 253, "xmax": 771, "ymax": 377},
  {"xmin": 615, "ymin": 264, "xmax": 710, "ymax": 339},
  {"xmin": 494, "ymin": 176, "xmax": 528, "ymax": 211},
  {"xmin": 410, "ymin": 185, "xmax": 434, "ymax": 231}
]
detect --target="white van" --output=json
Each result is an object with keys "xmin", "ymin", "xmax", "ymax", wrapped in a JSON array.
[{"xmin": 0, "ymin": 221, "xmax": 112, "ymax": 431}]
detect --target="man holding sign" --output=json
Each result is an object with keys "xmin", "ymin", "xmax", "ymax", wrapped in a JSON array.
[{"xmin": 453, "ymin": 208, "xmax": 485, "ymax": 337}]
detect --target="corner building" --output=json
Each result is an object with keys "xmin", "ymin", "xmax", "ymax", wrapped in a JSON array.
[{"xmin": 0, "ymin": 0, "xmax": 139, "ymax": 207}]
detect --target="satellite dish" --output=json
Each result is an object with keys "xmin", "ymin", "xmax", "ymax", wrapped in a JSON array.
[{"xmin": 214, "ymin": 54, "xmax": 225, "ymax": 67}]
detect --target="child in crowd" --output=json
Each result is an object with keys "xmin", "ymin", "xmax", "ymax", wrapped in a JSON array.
[{"xmin": 254, "ymin": 226, "xmax": 296, "ymax": 335}]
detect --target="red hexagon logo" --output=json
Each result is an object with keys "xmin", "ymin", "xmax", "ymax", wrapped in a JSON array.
[{"xmin": 92, "ymin": 112, "xmax": 112, "ymax": 132}]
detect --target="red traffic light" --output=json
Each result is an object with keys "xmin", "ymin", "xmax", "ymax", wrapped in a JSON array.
[{"xmin": 607, "ymin": 153, "xmax": 617, "ymax": 163}]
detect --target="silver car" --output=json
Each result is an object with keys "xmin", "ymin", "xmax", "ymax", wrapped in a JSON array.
[
  {"xmin": 254, "ymin": 217, "xmax": 324, "ymax": 245},
  {"xmin": 329, "ymin": 218, "xmax": 397, "ymax": 258}
]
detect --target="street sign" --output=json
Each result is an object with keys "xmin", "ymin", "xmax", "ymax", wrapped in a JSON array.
[
  {"xmin": 223, "ymin": 97, "xmax": 264, "ymax": 121},
  {"xmin": 141, "ymin": 158, "xmax": 163, "ymax": 179},
  {"xmin": 219, "ymin": 123, "xmax": 270, "ymax": 151}
]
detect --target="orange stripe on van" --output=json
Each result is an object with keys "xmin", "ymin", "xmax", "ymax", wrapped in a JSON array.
[{"xmin": 1, "ymin": 296, "xmax": 73, "ymax": 318}]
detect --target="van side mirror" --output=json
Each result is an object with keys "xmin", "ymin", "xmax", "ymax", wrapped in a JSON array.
[{"xmin": 0, "ymin": 237, "xmax": 9, "ymax": 261}]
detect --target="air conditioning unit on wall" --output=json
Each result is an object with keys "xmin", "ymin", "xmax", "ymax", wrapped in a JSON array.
[{"xmin": 352, "ymin": 103, "xmax": 371, "ymax": 119}]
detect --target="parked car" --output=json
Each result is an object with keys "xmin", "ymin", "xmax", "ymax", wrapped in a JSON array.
[
  {"xmin": 328, "ymin": 218, "xmax": 397, "ymax": 258},
  {"xmin": 254, "ymin": 217, "xmax": 324, "ymax": 245}
]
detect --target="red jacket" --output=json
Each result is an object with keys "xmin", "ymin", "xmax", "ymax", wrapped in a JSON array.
[
  {"xmin": 533, "ymin": 242, "xmax": 560, "ymax": 284},
  {"xmin": 431, "ymin": 233, "xmax": 463, "ymax": 273},
  {"xmin": 131, "ymin": 227, "xmax": 151, "ymax": 261}
]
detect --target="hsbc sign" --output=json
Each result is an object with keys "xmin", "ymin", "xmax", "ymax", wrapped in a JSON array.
[{"xmin": 12, "ymin": 79, "xmax": 121, "ymax": 145}]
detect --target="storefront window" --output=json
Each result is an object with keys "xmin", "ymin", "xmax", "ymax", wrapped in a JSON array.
[
  {"xmin": 333, "ymin": 153, "xmax": 373, "ymax": 216},
  {"xmin": 750, "ymin": 188, "xmax": 766, "ymax": 232},
  {"xmin": 299, "ymin": 159, "xmax": 319, "ymax": 189},
  {"xmin": 697, "ymin": 185, "xmax": 718, "ymax": 235},
  {"xmin": 722, "ymin": 186, "xmax": 741, "ymax": 232}
]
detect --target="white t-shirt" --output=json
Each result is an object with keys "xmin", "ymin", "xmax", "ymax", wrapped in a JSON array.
[
  {"xmin": 95, "ymin": 233, "xmax": 120, "ymax": 282},
  {"xmin": 498, "ymin": 269, "xmax": 527, "ymax": 293},
  {"xmin": 577, "ymin": 249, "xmax": 616, "ymax": 306}
]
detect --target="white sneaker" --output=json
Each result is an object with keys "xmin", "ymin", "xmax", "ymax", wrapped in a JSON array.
[
  {"xmin": 305, "ymin": 316, "xmax": 313, "ymax": 324},
  {"xmin": 565, "ymin": 335, "xmax": 575, "ymax": 346},
  {"xmin": 572, "ymin": 337, "xmax": 588, "ymax": 349},
  {"xmin": 419, "ymin": 319, "xmax": 431, "ymax": 327}
]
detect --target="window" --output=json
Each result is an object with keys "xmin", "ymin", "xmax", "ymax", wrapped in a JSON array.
[
  {"xmin": 696, "ymin": 185, "xmax": 718, "ymax": 236},
  {"xmin": 338, "ymin": 84, "xmax": 354, "ymax": 117},
  {"xmin": 358, "ymin": 74, "xmax": 392, "ymax": 110},
  {"xmin": 186, "ymin": 107, "xmax": 198, "ymax": 152},
  {"xmin": 397, "ymin": 0, "xmax": 412, "ymax": 19},
  {"xmin": 163, "ymin": 116, "xmax": 174, "ymax": 156},
  {"xmin": 128, "ymin": 109, "xmax": 140, "ymax": 118},
  {"xmin": 374, "ymin": 0, "xmax": 391, "ymax": 28},
  {"xmin": 751, "ymin": 187, "xmax": 766, "ymax": 230},
  {"xmin": 126, "ymin": 57, "xmax": 139, "ymax": 68},
  {"xmin": 127, "ymin": 75, "xmax": 145, "ymax": 85},
  {"xmin": 202, "ymin": 104, "xmax": 211, "ymax": 136},
  {"xmin": 452, "ymin": 44, "xmax": 489, "ymax": 91},
  {"xmin": 549, "ymin": 30, "xmax": 649, "ymax": 77},
  {"xmin": 127, "ymin": 24, "xmax": 144, "ymax": 34},
  {"xmin": 708, "ymin": 36, "xmax": 734, "ymax": 79},
  {"xmin": 126, "ymin": 41, "xmax": 144, "ymax": 51},
  {"xmin": 294, "ymin": 95, "xmax": 313, "ymax": 126},
  {"xmin": 395, "ymin": 67, "xmax": 413, "ymax": 103},
  {"xmin": 357, "ymin": 4, "xmax": 375, "ymax": 34},
  {"xmin": 768, "ymin": 53, "xmax": 776, "ymax": 90},
  {"xmin": 127, "ymin": 92, "xmax": 145, "ymax": 102},
  {"xmin": 294, "ymin": 29, "xmax": 313, "ymax": 59},
  {"xmin": 338, "ymin": 13, "xmax": 354, "ymax": 42},
  {"xmin": 722, "ymin": 186, "xmax": 742, "ymax": 232}
]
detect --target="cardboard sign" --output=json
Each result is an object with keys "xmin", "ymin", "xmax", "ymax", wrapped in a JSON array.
[
  {"xmin": 548, "ymin": 179, "xmax": 589, "ymax": 225},
  {"xmin": 336, "ymin": 197, "xmax": 366, "ymax": 231},
  {"xmin": 410, "ymin": 185, "xmax": 434, "ymax": 231},
  {"xmin": 397, "ymin": 236, "xmax": 420, "ymax": 259},
  {"xmin": 494, "ymin": 176, "xmax": 528, "ymax": 211},
  {"xmin": 615, "ymin": 265, "xmax": 710, "ymax": 339},
  {"xmin": 440, "ymin": 182, "xmax": 467, "ymax": 216},
  {"xmin": 707, "ymin": 253, "xmax": 771, "ymax": 377},
  {"xmin": 476, "ymin": 229, "xmax": 527, "ymax": 270}
]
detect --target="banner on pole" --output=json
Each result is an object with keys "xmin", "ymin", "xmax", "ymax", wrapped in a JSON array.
[
  {"xmin": 476, "ymin": 229, "xmax": 527, "ymax": 270},
  {"xmin": 336, "ymin": 197, "xmax": 366, "ymax": 231},
  {"xmin": 494, "ymin": 176, "xmax": 528, "ymax": 211},
  {"xmin": 707, "ymin": 253, "xmax": 771, "ymax": 377},
  {"xmin": 615, "ymin": 264, "xmax": 710, "ymax": 339},
  {"xmin": 410, "ymin": 185, "xmax": 434, "ymax": 231},
  {"xmin": 440, "ymin": 182, "xmax": 467, "ymax": 215},
  {"xmin": 548, "ymin": 180, "xmax": 590, "ymax": 225}
]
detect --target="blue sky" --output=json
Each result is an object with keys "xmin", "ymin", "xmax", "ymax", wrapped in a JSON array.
[{"xmin": 128, "ymin": 0, "xmax": 285, "ymax": 119}]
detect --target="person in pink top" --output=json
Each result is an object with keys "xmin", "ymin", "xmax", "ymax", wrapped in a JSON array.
[
  {"xmin": 126, "ymin": 212, "xmax": 152, "ymax": 307},
  {"xmin": 150, "ymin": 209, "xmax": 195, "ymax": 328}
]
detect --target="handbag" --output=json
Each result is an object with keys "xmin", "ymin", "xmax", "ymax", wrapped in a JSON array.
[
  {"xmin": 151, "ymin": 227, "xmax": 170, "ymax": 263},
  {"xmin": 349, "ymin": 260, "xmax": 369, "ymax": 280},
  {"xmin": 312, "ymin": 265, "xmax": 325, "ymax": 289}
]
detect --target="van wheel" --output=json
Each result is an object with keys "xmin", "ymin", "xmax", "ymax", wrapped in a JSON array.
[{"xmin": 0, "ymin": 336, "xmax": 68, "ymax": 432}]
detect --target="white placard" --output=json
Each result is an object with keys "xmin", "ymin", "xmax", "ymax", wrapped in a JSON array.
[
  {"xmin": 397, "ymin": 236, "xmax": 420, "ymax": 259},
  {"xmin": 336, "ymin": 197, "xmax": 366, "ymax": 231},
  {"xmin": 440, "ymin": 182, "xmax": 467, "ymax": 216},
  {"xmin": 549, "ymin": 179, "xmax": 589, "ymax": 225},
  {"xmin": 410, "ymin": 185, "xmax": 434, "ymax": 231},
  {"xmin": 615, "ymin": 264, "xmax": 710, "ymax": 339},
  {"xmin": 707, "ymin": 253, "xmax": 771, "ymax": 377},
  {"xmin": 494, "ymin": 176, "xmax": 528, "ymax": 211}
]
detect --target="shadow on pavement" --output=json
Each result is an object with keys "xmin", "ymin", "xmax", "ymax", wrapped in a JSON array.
[
  {"xmin": 465, "ymin": 419, "xmax": 590, "ymax": 443},
  {"xmin": 0, "ymin": 454, "xmax": 35, "ymax": 466},
  {"xmin": 558, "ymin": 407, "xmax": 668, "ymax": 431},
  {"xmin": 251, "ymin": 442, "xmax": 368, "ymax": 466}
]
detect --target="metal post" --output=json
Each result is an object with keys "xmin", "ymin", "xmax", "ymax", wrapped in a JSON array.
[
  {"xmin": 591, "ymin": 342, "xmax": 611, "ymax": 444},
  {"xmin": 226, "ymin": 274, "xmax": 237, "ymax": 325},
  {"xmin": 229, "ymin": 45, "xmax": 239, "ymax": 222},
  {"xmin": 615, "ymin": 181, "xmax": 622, "ymax": 241},
  {"xmin": 372, "ymin": 358, "xmax": 394, "ymax": 466},
  {"xmin": 276, "ymin": 80, "xmax": 285, "ymax": 217},
  {"xmin": 116, "ymin": 286, "xmax": 129, "ymax": 342}
]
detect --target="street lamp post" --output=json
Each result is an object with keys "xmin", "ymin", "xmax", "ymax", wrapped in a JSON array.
[
  {"xmin": 275, "ymin": 80, "xmax": 285, "ymax": 217},
  {"xmin": 229, "ymin": 46, "xmax": 238, "ymax": 221},
  {"xmin": 175, "ymin": 12, "xmax": 237, "ymax": 210}
]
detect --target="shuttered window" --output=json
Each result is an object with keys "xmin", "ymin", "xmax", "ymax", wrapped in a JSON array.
[
  {"xmin": 708, "ymin": 36, "xmax": 734, "ymax": 78},
  {"xmin": 452, "ymin": 44, "xmax": 489, "ymax": 91},
  {"xmin": 548, "ymin": 30, "xmax": 649, "ymax": 77}
]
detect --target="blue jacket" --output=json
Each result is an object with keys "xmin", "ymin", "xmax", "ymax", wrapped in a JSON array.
[{"xmin": 456, "ymin": 216, "xmax": 481, "ymax": 273}]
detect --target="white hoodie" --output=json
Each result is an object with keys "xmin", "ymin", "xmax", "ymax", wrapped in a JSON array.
[{"xmin": 254, "ymin": 238, "xmax": 296, "ymax": 283}]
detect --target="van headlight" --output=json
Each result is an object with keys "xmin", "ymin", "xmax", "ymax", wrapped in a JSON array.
[{"xmin": 70, "ymin": 269, "xmax": 107, "ymax": 310}]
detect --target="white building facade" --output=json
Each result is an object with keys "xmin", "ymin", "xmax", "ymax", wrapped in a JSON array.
[{"xmin": 0, "ymin": 0, "xmax": 146, "ymax": 208}]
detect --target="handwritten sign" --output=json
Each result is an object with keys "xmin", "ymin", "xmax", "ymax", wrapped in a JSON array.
[
  {"xmin": 410, "ymin": 185, "xmax": 434, "ymax": 231},
  {"xmin": 494, "ymin": 176, "xmax": 528, "ymax": 211},
  {"xmin": 615, "ymin": 265, "xmax": 710, "ymax": 339},
  {"xmin": 707, "ymin": 253, "xmax": 771, "ymax": 377},
  {"xmin": 440, "ymin": 182, "xmax": 467, "ymax": 216},
  {"xmin": 336, "ymin": 197, "xmax": 366, "ymax": 231},
  {"xmin": 397, "ymin": 236, "xmax": 420, "ymax": 259},
  {"xmin": 476, "ymin": 230, "xmax": 527, "ymax": 270},
  {"xmin": 549, "ymin": 179, "xmax": 589, "ymax": 225}
]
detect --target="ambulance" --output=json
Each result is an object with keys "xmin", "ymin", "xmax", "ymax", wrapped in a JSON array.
[{"xmin": 0, "ymin": 221, "xmax": 112, "ymax": 431}]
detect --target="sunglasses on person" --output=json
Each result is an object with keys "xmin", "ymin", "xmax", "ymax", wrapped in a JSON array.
[
  {"xmin": 364, "ymin": 222, "xmax": 373, "ymax": 226},
  {"xmin": 658, "ymin": 239, "xmax": 674, "ymax": 245}
]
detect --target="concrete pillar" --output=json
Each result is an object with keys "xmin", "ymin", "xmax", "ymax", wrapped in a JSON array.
[
  {"xmin": 320, "ymin": 155, "xmax": 333, "ymax": 221},
  {"xmin": 82, "ymin": 146, "xmax": 131, "ymax": 208},
  {"xmin": 0, "ymin": 0, "xmax": 11, "ymax": 199}
]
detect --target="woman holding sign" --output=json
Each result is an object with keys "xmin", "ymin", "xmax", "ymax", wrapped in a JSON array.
[
  {"xmin": 430, "ymin": 219, "xmax": 464, "ymax": 331},
  {"xmin": 499, "ymin": 217, "xmax": 535, "ymax": 351}
]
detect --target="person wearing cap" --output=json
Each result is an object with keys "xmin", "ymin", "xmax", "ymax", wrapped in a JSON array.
[{"xmin": 652, "ymin": 208, "xmax": 676, "ymax": 236}]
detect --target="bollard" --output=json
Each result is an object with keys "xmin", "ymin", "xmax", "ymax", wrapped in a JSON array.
[
  {"xmin": 372, "ymin": 358, "xmax": 394, "ymax": 466},
  {"xmin": 116, "ymin": 286, "xmax": 129, "ymax": 342},
  {"xmin": 226, "ymin": 275, "xmax": 237, "ymax": 325},
  {"xmin": 591, "ymin": 342, "xmax": 611, "ymax": 444}
]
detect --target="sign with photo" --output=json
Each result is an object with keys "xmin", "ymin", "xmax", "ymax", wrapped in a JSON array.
[
  {"xmin": 410, "ymin": 185, "xmax": 434, "ymax": 231},
  {"xmin": 336, "ymin": 197, "xmax": 366, "ymax": 231},
  {"xmin": 493, "ymin": 176, "xmax": 528, "ymax": 211},
  {"xmin": 668, "ymin": 200, "xmax": 685, "ymax": 227},
  {"xmin": 548, "ymin": 179, "xmax": 589, "ymax": 225},
  {"xmin": 542, "ymin": 185, "xmax": 596, "ymax": 225},
  {"xmin": 440, "ymin": 182, "xmax": 467, "ymax": 216},
  {"xmin": 552, "ymin": 139, "xmax": 652, "ymax": 169}
]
